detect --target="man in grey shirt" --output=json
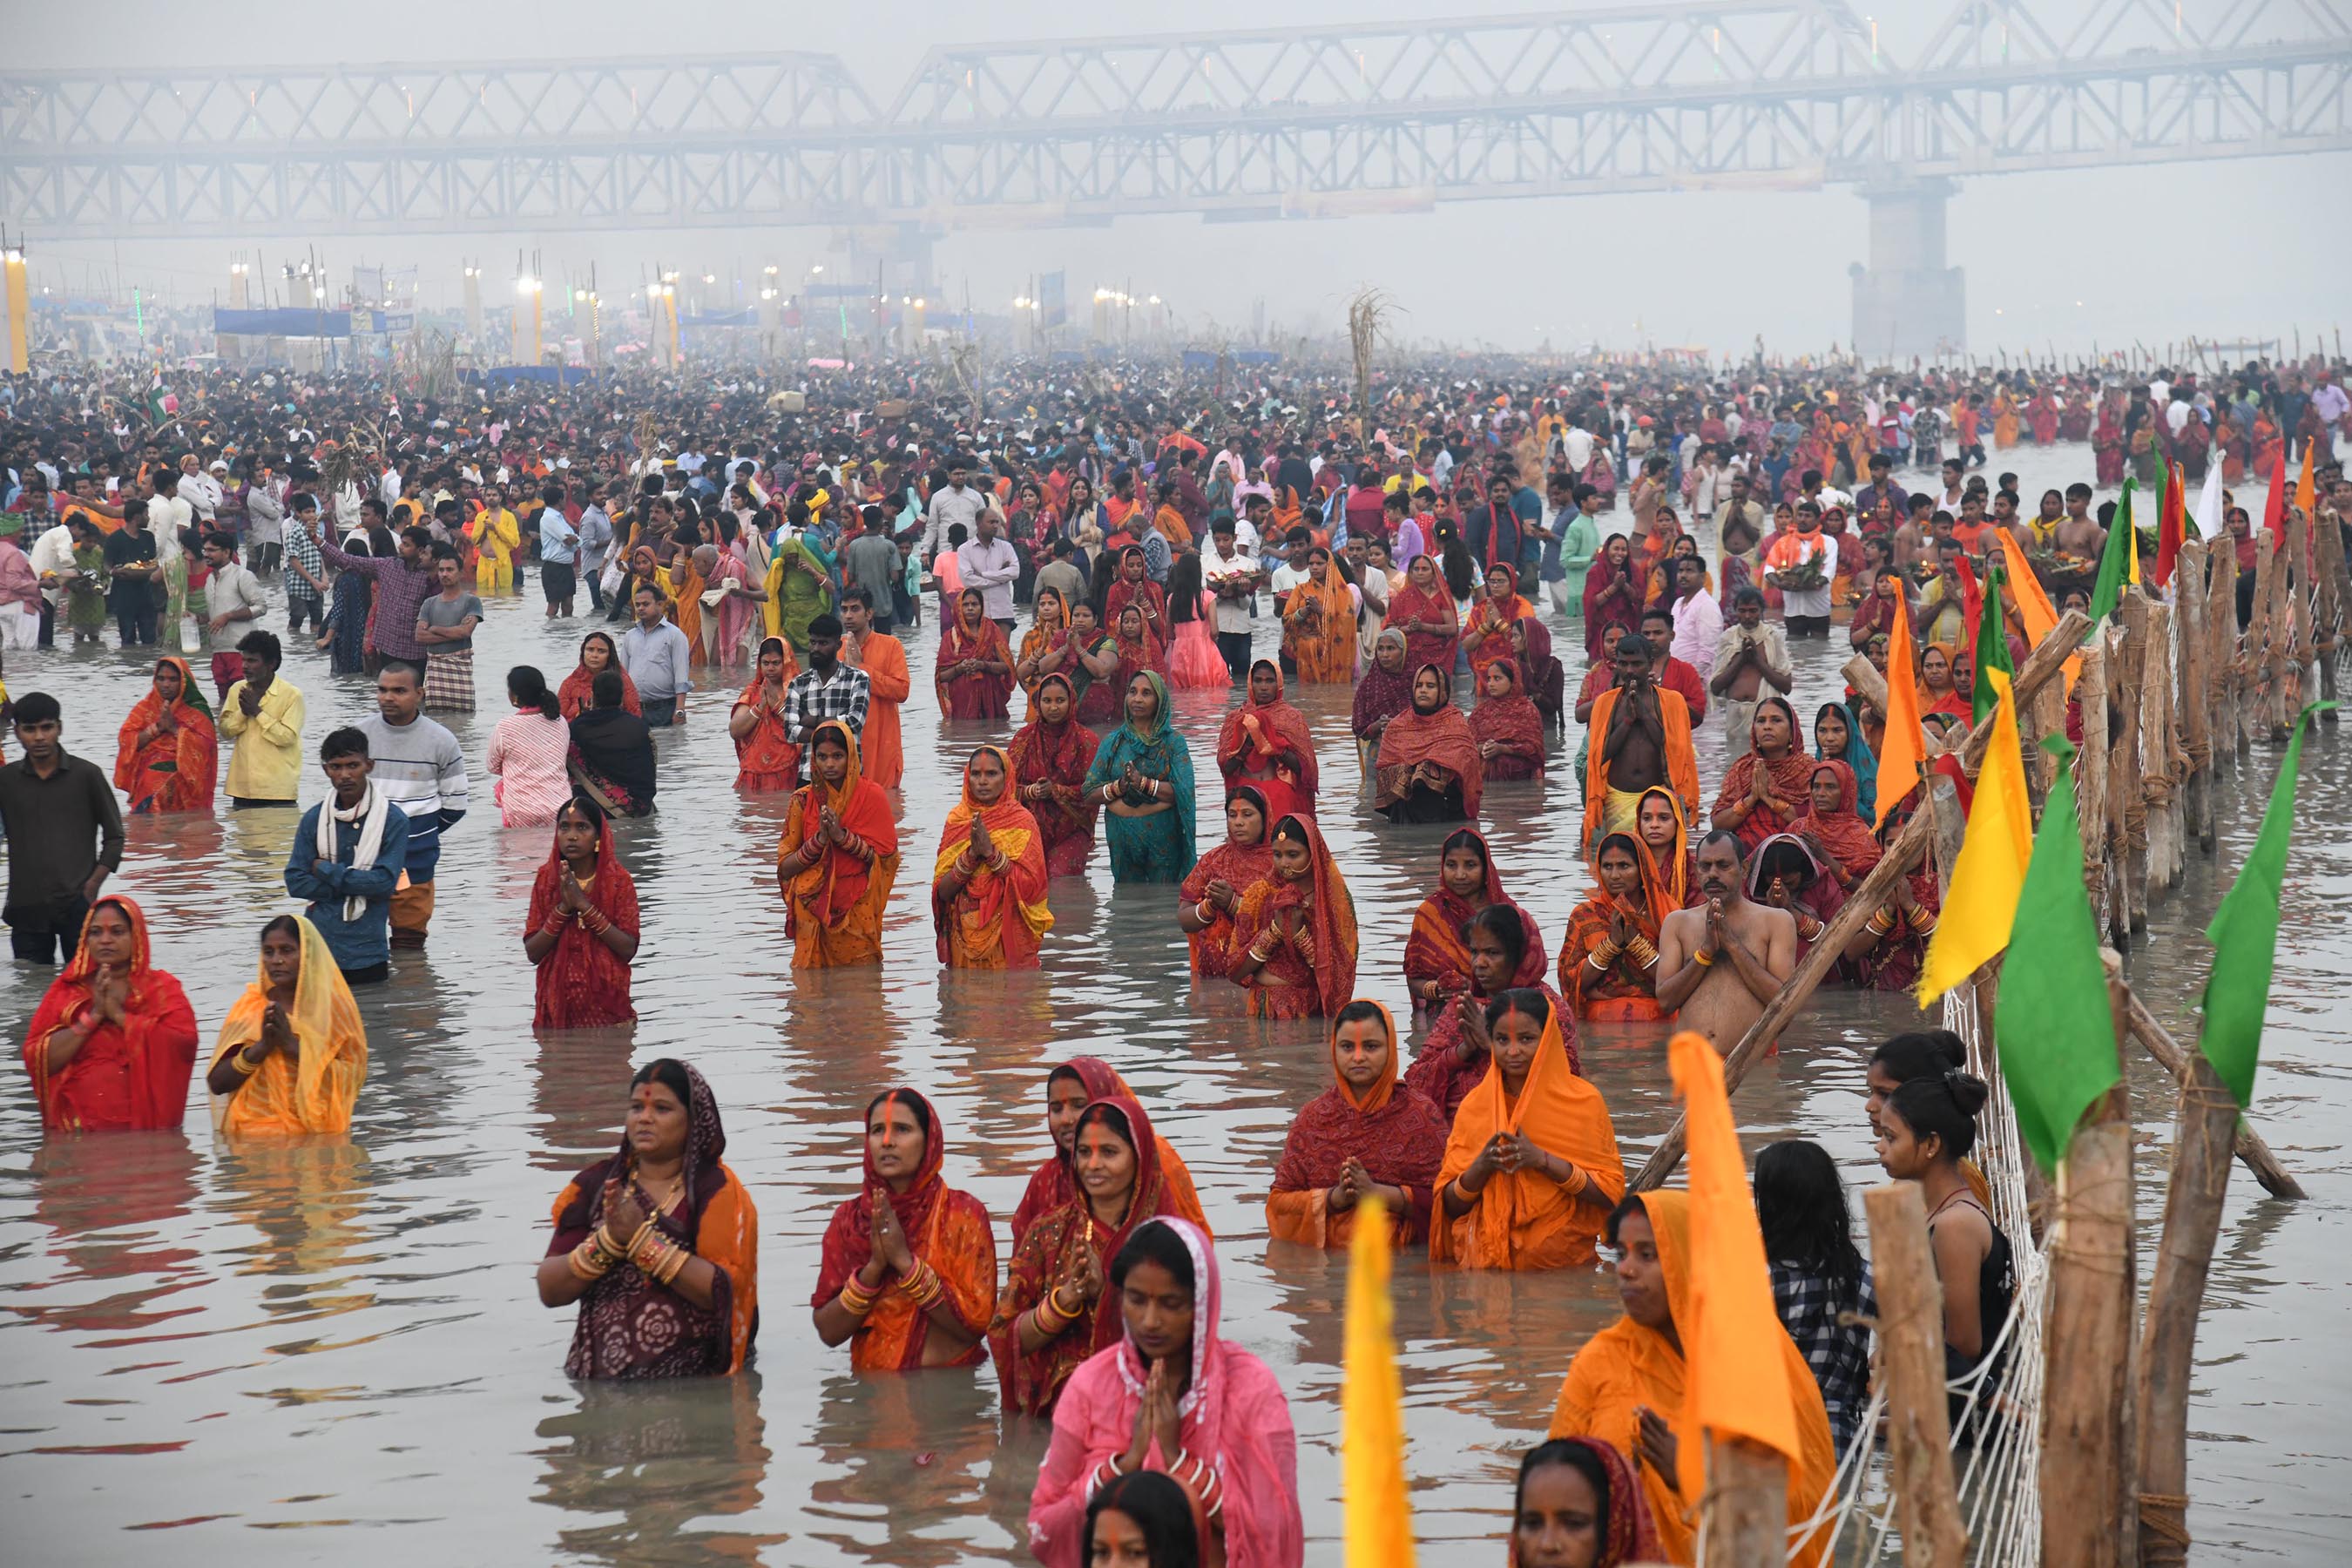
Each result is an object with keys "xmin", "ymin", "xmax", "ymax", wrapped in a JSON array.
[
  {"xmin": 1034, "ymin": 536, "xmax": 1088, "ymax": 618},
  {"xmin": 575, "ymin": 484, "xmax": 614, "ymax": 613},
  {"xmin": 956, "ymin": 510, "xmax": 1021, "ymax": 632},
  {"xmin": 619, "ymin": 579, "xmax": 693, "ymax": 727},
  {"xmin": 918, "ymin": 456, "xmax": 991, "ymax": 568},
  {"xmin": 841, "ymin": 513, "xmax": 903, "ymax": 634}
]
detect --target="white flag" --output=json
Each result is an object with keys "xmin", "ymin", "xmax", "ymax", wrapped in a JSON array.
[{"xmin": 2191, "ymin": 460, "xmax": 2224, "ymax": 539}]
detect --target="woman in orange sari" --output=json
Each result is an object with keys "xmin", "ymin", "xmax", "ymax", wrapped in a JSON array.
[
  {"xmin": 1008, "ymin": 1058, "xmax": 1208, "ymax": 1251},
  {"xmin": 1229, "ymin": 814, "xmax": 1358, "ymax": 1021},
  {"xmin": 1178, "ymin": 786, "xmax": 1272, "ymax": 978},
  {"xmin": 1008, "ymin": 673, "xmax": 1100, "ymax": 877},
  {"xmin": 1014, "ymin": 585, "xmax": 1075, "ymax": 713},
  {"xmin": 537, "ymin": 1058, "xmax": 760, "ymax": 1378},
  {"xmin": 778, "ymin": 720, "xmax": 899, "ymax": 969},
  {"xmin": 728, "ymin": 636, "xmax": 802, "ymax": 791},
  {"xmin": 1266, "ymin": 1000, "xmax": 1450, "ymax": 1249},
  {"xmin": 206, "ymin": 916, "xmax": 368, "ymax": 1136},
  {"xmin": 1430, "ymin": 988, "xmax": 1623, "ymax": 1270},
  {"xmin": 1558, "ymin": 835, "xmax": 1664, "ymax": 1023},
  {"xmin": 22, "ymin": 896, "xmax": 199, "ymax": 1132},
  {"xmin": 932, "ymin": 745, "xmax": 1053, "ymax": 970},
  {"xmin": 113, "ymin": 655, "xmax": 217, "ymax": 813},
  {"xmin": 938, "ymin": 587, "xmax": 1016, "ymax": 720},
  {"xmin": 812, "ymin": 1088, "xmax": 996, "ymax": 1371},
  {"xmin": 1549, "ymin": 1189, "xmax": 1838, "ymax": 1568},
  {"xmin": 1460, "ymin": 563, "xmax": 1534, "ymax": 683},
  {"xmin": 524, "ymin": 794, "xmax": 641, "ymax": 1028},
  {"xmin": 559, "ymin": 631, "xmax": 640, "ymax": 719},
  {"xmin": 1281, "ymin": 545, "xmax": 1358, "ymax": 684}
]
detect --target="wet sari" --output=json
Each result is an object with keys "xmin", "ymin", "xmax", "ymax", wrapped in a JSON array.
[
  {"xmin": 546, "ymin": 1063, "xmax": 760, "ymax": 1378},
  {"xmin": 1558, "ymin": 841, "xmax": 1665, "ymax": 1024},
  {"xmin": 1016, "ymin": 588, "xmax": 1072, "ymax": 713},
  {"xmin": 1470, "ymin": 656, "xmax": 1546, "ymax": 781},
  {"xmin": 1462, "ymin": 566, "xmax": 1534, "ymax": 683},
  {"xmin": 1400, "ymin": 828, "xmax": 1543, "ymax": 1010},
  {"xmin": 730, "ymin": 640, "xmax": 803, "ymax": 792},
  {"xmin": 1430, "ymin": 1004, "xmax": 1622, "ymax": 1269},
  {"xmin": 1081, "ymin": 672, "xmax": 1197, "ymax": 883},
  {"xmin": 939, "ymin": 605, "xmax": 1016, "ymax": 720},
  {"xmin": 1713, "ymin": 697, "xmax": 1814, "ymax": 851},
  {"xmin": 1179, "ymin": 785, "xmax": 1274, "ymax": 979},
  {"xmin": 1373, "ymin": 667, "xmax": 1484, "ymax": 822},
  {"xmin": 1216, "ymin": 659, "xmax": 1320, "ymax": 826},
  {"xmin": 22, "ymin": 896, "xmax": 199, "ymax": 1132},
  {"xmin": 1581, "ymin": 552, "xmax": 1642, "ymax": 661},
  {"xmin": 1282, "ymin": 556, "xmax": 1358, "ymax": 684},
  {"xmin": 811, "ymin": 1088, "xmax": 996, "ymax": 1372},
  {"xmin": 931, "ymin": 746, "xmax": 1054, "ymax": 969},
  {"xmin": 1267, "ymin": 1003, "xmax": 1450, "ymax": 1249},
  {"xmin": 1007, "ymin": 1058, "xmax": 1208, "ymax": 1252},
  {"xmin": 1404, "ymin": 965, "xmax": 1572, "ymax": 1123},
  {"xmin": 1006, "ymin": 675, "xmax": 1101, "ymax": 877},
  {"xmin": 1351, "ymin": 638, "xmax": 1416, "ymax": 749},
  {"xmin": 527, "ymin": 813, "xmax": 641, "ymax": 1029},
  {"xmin": 208, "ymin": 916, "xmax": 368, "ymax": 1136},
  {"xmin": 558, "ymin": 633, "xmax": 641, "ymax": 719},
  {"xmin": 1229, "ymin": 814, "xmax": 1359, "ymax": 1020},
  {"xmin": 1381, "ymin": 574, "xmax": 1459, "ymax": 675},
  {"xmin": 1100, "ymin": 558, "xmax": 1169, "ymax": 655},
  {"xmin": 1790, "ymin": 759, "xmax": 1882, "ymax": 880},
  {"xmin": 112, "ymin": 657, "xmax": 217, "ymax": 814},
  {"xmin": 781, "ymin": 721, "xmax": 900, "ymax": 969}
]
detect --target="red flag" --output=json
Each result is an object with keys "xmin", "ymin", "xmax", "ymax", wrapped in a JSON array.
[
  {"xmin": 1954, "ymin": 551, "xmax": 1985, "ymax": 651},
  {"xmin": 2262, "ymin": 447, "xmax": 2288, "ymax": 537},
  {"xmin": 2153, "ymin": 461, "xmax": 2186, "ymax": 589}
]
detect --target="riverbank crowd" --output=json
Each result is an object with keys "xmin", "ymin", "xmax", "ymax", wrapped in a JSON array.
[{"xmin": 6, "ymin": 346, "xmax": 2345, "ymax": 1566}]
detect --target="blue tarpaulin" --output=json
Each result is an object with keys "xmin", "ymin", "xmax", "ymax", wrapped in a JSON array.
[{"xmin": 213, "ymin": 308, "xmax": 353, "ymax": 336}]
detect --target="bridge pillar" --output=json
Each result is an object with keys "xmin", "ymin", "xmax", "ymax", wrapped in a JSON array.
[{"xmin": 1849, "ymin": 178, "xmax": 1964, "ymax": 362}]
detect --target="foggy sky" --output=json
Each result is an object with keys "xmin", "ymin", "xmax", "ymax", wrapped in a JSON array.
[{"xmin": 15, "ymin": 0, "xmax": 2349, "ymax": 356}]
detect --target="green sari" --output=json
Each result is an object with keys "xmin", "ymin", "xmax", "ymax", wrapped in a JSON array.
[
  {"xmin": 1080, "ymin": 671, "xmax": 1198, "ymax": 883},
  {"xmin": 770, "ymin": 535, "xmax": 835, "ymax": 655}
]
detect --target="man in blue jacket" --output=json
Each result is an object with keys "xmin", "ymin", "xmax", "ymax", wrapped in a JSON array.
[{"xmin": 283, "ymin": 727, "xmax": 409, "ymax": 983}]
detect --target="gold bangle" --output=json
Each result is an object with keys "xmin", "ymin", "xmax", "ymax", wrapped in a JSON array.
[
  {"xmin": 839, "ymin": 1275, "xmax": 878, "ymax": 1315},
  {"xmin": 1692, "ymin": 949, "xmax": 1715, "ymax": 967},
  {"xmin": 230, "ymin": 1048, "xmax": 261, "ymax": 1076}
]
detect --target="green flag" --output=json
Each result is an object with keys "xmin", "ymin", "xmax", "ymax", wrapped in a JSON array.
[
  {"xmin": 1970, "ymin": 564, "xmax": 2015, "ymax": 726},
  {"xmin": 2085, "ymin": 476, "xmax": 2136, "ymax": 629},
  {"xmin": 1991, "ymin": 736, "xmax": 2119, "ymax": 1173},
  {"xmin": 2199, "ymin": 703, "xmax": 2331, "ymax": 1105}
]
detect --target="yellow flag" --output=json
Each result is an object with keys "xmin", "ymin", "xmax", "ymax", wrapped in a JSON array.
[
  {"xmin": 1916, "ymin": 668, "xmax": 2033, "ymax": 1004},
  {"xmin": 1343, "ymin": 1195, "xmax": 1416, "ymax": 1568}
]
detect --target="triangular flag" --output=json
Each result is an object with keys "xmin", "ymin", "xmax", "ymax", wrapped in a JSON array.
[
  {"xmin": 2261, "ymin": 447, "xmax": 2287, "ymax": 537},
  {"xmin": 1875, "ymin": 577, "xmax": 1927, "ymax": 829},
  {"xmin": 2191, "ymin": 462, "xmax": 2224, "ymax": 541},
  {"xmin": 1954, "ymin": 551, "xmax": 1985, "ymax": 652},
  {"xmin": 2294, "ymin": 441, "xmax": 2316, "ymax": 521},
  {"xmin": 2086, "ymin": 476, "xmax": 2137, "ymax": 626},
  {"xmin": 2153, "ymin": 461, "xmax": 2186, "ymax": 590},
  {"xmin": 1342, "ymin": 1194, "xmax": 1418, "ymax": 1568},
  {"xmin": 1970, "ymin": 565, "xmax": 2016, "ymax": 726},
  {"xmin": 2199, "ymin": 704, "xmax": 2331, "ymax": 1106},
  {"xmin": 1918, "ymin": 668, "xmax": 2033, "ymax": 1004},
  {"xmin": 1990, "ymin": 736, "xmax": 2120, "ymax": 1173},
  {"xmin": 1996, "ymin": 529, "xmax": 2077, "ymax": 696}
]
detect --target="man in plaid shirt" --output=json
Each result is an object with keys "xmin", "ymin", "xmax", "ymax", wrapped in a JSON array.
[{"xmin": 784, "ymin": 613, "xmax": 871, "ymax": 747}]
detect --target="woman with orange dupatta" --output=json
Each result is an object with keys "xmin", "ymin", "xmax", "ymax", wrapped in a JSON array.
[
  {"xmin": 1549, "ymin": 1188, "xmax": 1837, "ymax": 1568},
  {"xmin": 559, "ymin": 631, "xmax": 640, "ymax": 720},
  {"xmin": 524, "ymin": 794, "xmax": 641, "ymax": 1028},
  {"xmin": 1229, "ymin": 814, "xmax": 1358, "ymax": 1021},
  {"xmin": 1558, "ymin": 835, "xmax": 1665, "ymax": 1024},
  {"xmin": 206, "ymin": 916, "xmax": 368, "ymax": 1136},
  {"xmin": 1009, "ymin": 1057, "xmax": 1208, "ymax": 1252},
  {"xmin": 990, "ymin": 1095, "xmax": 1188, "ymax": 1416},
  {"xmin": 1216, "ymin": 659, "xmax": 1320, "ymax": 826},
  {"xmin": 1013, "ymin": 585, "xmax": 1075, "ymax": 714},
  {"xmin": 22, "ymin": 896, "xmax": 199, "ymax": 1132},
  {"xmin": 1402, "ymin": 828, "xmax": 1542, "ymax": 1013},
  {"xmin": 1633, "ymin": 785, "xmax": 1700, "ymax": 917},
  {"xmin": 1281, "ymin": 545, "xmax": 1358, "ymax": 684},
  {"xmin": 1711, "ymin": 695, "xmax": 1812, "ymax": 851},
  {"xmin": 1267, "ymin": 1000, "xmax": 1449, "ymax": 1249},
  {"xmin": 728, "ymin": 636, "xmax": 802, "ymax": 791},
  {"xmin": 932, "ymin": 745, "xmax": 1053, "ymax": 970},
  {"xmin": 1009, "ymin": 673, "xmax": 1100, "ymax": 877},
  {"xmin": 1460, "ymin": 562, "xmax": 1535, "ymax": 683},
  {"xmin": 812, "ymin": 1088, "xmax": 996, "ymax": 1372},
  {"xmin": 537, "ymin": 1058, "xmax": 760, "ymax": 1379},
  {"xmin": 1179, "ymin": 787, "xmax": 1272, "ymax": 979},
  {"xmin": 938, "ymin": 587, "xmax": 1016, "ymax": 720},
  {"xmin": 1374, "ymin": 665, "xmax": 1484, "ymax": 824},
  {"xmin": 1382, "ymin": 551, "xmax": 1459, "ymax": 675},
  {"xmin": 778, "ymin": 720, "xmax": 898, "ymax": 969},
  {"xmin": 1470, "ymin": 655, "xmax": 1546, "ymax": 781},
  {"xmin": 1432, "ymin": 987, "xmax": 1622, "ymax": 1270},
  {"xmin": 113, "ymin": 656, "xmax": 217, "ymax": 813}
]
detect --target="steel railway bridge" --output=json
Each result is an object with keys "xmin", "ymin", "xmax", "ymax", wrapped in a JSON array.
[{"xmin": 3, "ymin": 0, "xmax": 2346, "ymax": 354}]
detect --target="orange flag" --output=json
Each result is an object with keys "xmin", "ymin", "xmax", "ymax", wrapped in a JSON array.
[
  {"xmin": 1875, "ymin": 584, "xmax": 1926, "ymax": 828},
  {"xmin": 1997, "ymin": 529, "xmax": 2078, "ymax": 697},
  {"xmin": 2295, "ymin": 441, "xmax": 2316, "ymax": 520}
]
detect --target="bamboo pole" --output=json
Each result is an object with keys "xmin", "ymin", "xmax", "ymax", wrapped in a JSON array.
[
  {"xmin": 2143, "ymin": 600, "xmax": 2180, "ymax": 892},
  {"xmin": 2313, "ymin": 501, "xmax": 2348, "ymax": 719},
  {"xmin": 2174, "ymin": 537, "xmax": 2213, "ymax": 850},
  {"xmin": 1701, "ymin": 1436, "xmax": 1787, "ymax": 1568},
  {"xmin": 2041, "ymin": 956, "xmax": 2139, "ymax": 1568},
  {"xmin": 1628, "ymin": 611, "xmax": 2091, "ymax": 1192},
  {"xmin": 1864, "ymin": 1183, "xmax": 1968, "ymax": 1568},
  {"xmin": 2247, "ymin": 530, "xmax": 2282, "ymax": 742},
  {"xmin": 2120, "ymin": 987, "xmax": 2305, "ymax": 1200},
  {"xmin": 2207, "ymin": 537, "xmax": 2245, "ymax": 763},
  {"xmin": 2287, "ymin": 508, "xmax": 2318, "ymax": 727},
  {"xmin": 2076, "ymin": 634, "xmax": 2112, "ymax": 933},
  {"xmin": 2112, "ymin": 598, "xmax": 2147, "ymax": 934}
]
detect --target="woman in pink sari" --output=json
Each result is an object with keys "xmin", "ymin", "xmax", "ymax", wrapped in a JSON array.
[
  {"xmin": 1027, "ymin": 1216, "xmax": 1302, "ymax": 1568},
  {"xmin": 709, "ymin": 517, "xmax": 767, "ymax": 665}
]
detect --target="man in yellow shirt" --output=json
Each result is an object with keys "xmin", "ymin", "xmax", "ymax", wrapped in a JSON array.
[
  {"xmin": 217, "ymin": 629, "xmax": 306, "ymax": 807},
  {"xmin": 467, "ymin": 495, "xmax": 521, "ymax": 593}
]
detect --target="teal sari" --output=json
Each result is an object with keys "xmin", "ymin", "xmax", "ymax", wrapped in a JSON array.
[{"xmin": 1081, "ymin": 671, "xmax": 1198, "ymax": 882}]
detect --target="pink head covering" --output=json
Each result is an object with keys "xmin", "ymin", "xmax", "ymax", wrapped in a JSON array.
[{"xmin": 1114, "ymin": 1215, "xmax": 1226, "ymax": 1455}]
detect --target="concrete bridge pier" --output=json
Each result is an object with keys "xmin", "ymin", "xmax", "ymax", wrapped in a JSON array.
[{"xmin": 1849, "ymin": 177, "xmax": 1965, "ymax": 363}]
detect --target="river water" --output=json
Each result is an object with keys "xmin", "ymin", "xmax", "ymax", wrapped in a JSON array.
[{"xmin": 1, "ymin": 446, "xmax": 2342, "ymax": 1565}]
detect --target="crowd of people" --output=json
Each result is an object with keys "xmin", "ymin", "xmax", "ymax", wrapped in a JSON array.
[{"xmin": 5, "ymin": 343, "xmax": 2343, "ymax": 1566}]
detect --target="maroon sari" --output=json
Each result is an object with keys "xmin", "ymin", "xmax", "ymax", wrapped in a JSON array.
[{"xmin": 1006, "ymin": 674, "xmax": 1101, "ymax": 876}]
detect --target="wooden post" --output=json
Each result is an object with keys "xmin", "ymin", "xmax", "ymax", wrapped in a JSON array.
[
  {"xmin": 2112, "ymin": 600, "xmax": 2147, "ymax": 934},
  {"xmin": 2075, "ymin": 636, "xmax": 2112, "ymax": 933},
  {"xmin": 2207, "ymin": 538, "xmax": 2244, "ymax": 765},
  {"xmin": 2313, "ymin": 501, "xmax": 2348, "ymax": 719},
  {"xmin": 1839, "ymin": 652, "xmax": 1889, "ymax": 726},
  {"xmin": 2142, "ymin": 600, "xmax": 2179, "ymax": 892},
  {"xmin": 1863, "ymin": 1183, "xmax": 1969, "ymax": 1568},
  {"xmin": 2174, "ymin": 537, "xmax": 2213, "ymax": 850},
  {"xmin": 2247, "ymin": 530, "xmax": 2281, "ymax": 742},
  {"xmin": 2119, "ymin": 987, "xmax": 2305, "ymax": 1200},
  {"xmin": 2040, "ymin": 956, "xmax": 2139, "ymax": 1568},
  {"xmin": 2288, "ymin": 508, "xmax": 2318, "ymax": 726},
  {"xmin": 1701, "ymin": 1436, "xmax": 1788, "ymax": 1568},
  {"xmin": 2134, "ymin": 990, "xmax": 2246, "ymax": 1565}
]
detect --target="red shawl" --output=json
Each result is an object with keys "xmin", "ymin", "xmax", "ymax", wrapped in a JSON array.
[
  {"xmin": 1402, "ymin": 828, "xmax": 1544, "ymax": 1004},
  {"xmin": 781, "ymin": 720, "xmax": 900, "ymax": 936},
  {"xmin": 732, "ymin": 660, "xmax": 801, "ymax": 791},
  {"xmin": 1791, "ymin": 759, "xmax": 1883, "ymax": 879},
  {"xmin": 1382, "ymin": 577, "xmax": 1459, "ymax": 675},
  {"xmin": 1008, "ymin": 1058, "xmax": 1210, "ymax": 1250},
  {"xmin": 1007, "ymin": 674, "xmax": 1101, "ymax": 869},
  {"xmin": 1469, "ymin": 656, "xmax": 1545, "ymax": 779},
  {"xmin": 21, "ymin": 896, "xmax": 199, "ymax": 1132},
  {"xmin": 1231, "ymin": 814, "xmax": 1361, "ymax": 1020},
  {"xmin": 1179, "ymin": 786, "xmax": 1274, "ymax": 979},
  {"xmin": 1268, "ymin": 1003, "xmax": 1450, "ymax": 1246},
  {"xmin": 1102, "ymin": 571, "xmax": 1169, "ymax": 652},
  {"xmin": 1216, "ymin": 661, "xmax": 1321, "ymax": 826},
  {"xmin": 1582, "ymin": 551, "xmax": 1642, "ymax": 660},
  {"xmin": 558, "ymin": 634, "xmax": 641, "ymax": 719},
  {"xmin": 939, "ymin": 612, "xmax": 1016, "ymax": 720},
  {"xmin": 112, "ymin": 656, "xmax": 217, "ymax": 813},
  {"xmin": 525, "ymin": 813, "xmax": 640, "ymax": 1029},
  {"xmin": 1372, "ymin": 668, "xmax": 1485, "ymax": 817},
  {"xmin": 1714, "ymin": 698, "xmax": 1815, "ymax": 850}
]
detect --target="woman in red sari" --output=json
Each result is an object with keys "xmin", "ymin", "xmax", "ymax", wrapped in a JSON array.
[
  {"xmin": 1558, "ymin": 834, "xmax": 1664, "ymax": 1023},
  {"xmin": 1919, "ymin": 644, "xmax": 1970, "ymax": 721},
  {"xmin": 1229, "ymin": 814, "xmax": 1359, "ymax": 1021},
  {"xmin": 1373, "ymin": 665, "xmax": 1484, "ymax": 823},
  {"xmin": 1179, "ymin": 787, "xmax": 1273, "ymax": 979},
  {"xmin": 1510, "ymin": 1436, "xmax": 1665, "ymax": 1568},
  {"xmin": 1461, "ymin": 563, "xmax": 1534, "ymax": 683},
  {"xmin": 1581, "ymin": 533, "xmax": 1642, "ymax": 661},
  {"xmin": 728, "ymin": 636, "xmax": 801, "ymax": 791},
  {"xmin": 113, "ymin": 656, "xmax": 217, "ymax": 814},
  {"xmin": 524, "ymin": 794, "xmax": 641, "ymax": 1029},
  {"xmin": 1792, "ymin": 758, "xmax": 1883, "ymax": 887},
  {"xmin": 989, "ymin": 1095, "xmax": 1187, "ymax": 1416},
  {"xmin": 777, "ymin": 720, "xmax": 899, "ymax": 969},
  {"xmin": 1402, "ymin": 827, "xmax": 1543, "ymax": 1012},
  {"xmin": 1403, "ymin": 902, "xmax": 1572, "ymax": 1119},
  {"xmin": 1014, "ymin": 585, "xmax": 1075, "ymax": 715},
  {"xmin": 811, "ymin": 1088, "xmax": 996, "ymax": 1372},
  {"xmin": 1008, "ymin": 1058, "xmax": 1209, "ymax": 1252},
  {"xmin": 1712, "ymin": 696, "xmax": 1813, "ymax": 851},
  {"xmin": 2092, "ymin": 395, "xmax": 2126, "ymax": 486},
  {"xmin": 1098, "ymin": 545, "xmax": 1169, "ymax": 656},
  {"xmin": 538, "ymin": 1058, "xmax": 759, "ymax": 1378},
  {"xmin": 1266, "ymin": 1000, "xmax": 1450, "ymax": 1249},
  {"xmin": 21, "ymin": 896, "xmax": 199, "ymax": 1132},
  {"xmin": 1470, "ymin": 655, "xmax": 1546, "ymax": 781},
  {"xmin": 932, "ymin": 745, "xmax": 1054, "ymax": 970},
  {"xmin": 559, "ymin": 631, "xmax": 640, "ymax": 719},
  {"xmin": 1382, "ymin": 551, "xmax": 1459, "ymax": 675},
  {"xmin": 1747, "ymin": 833, "xmax": 1849, "ymax": 970},
  {"xmin": 1007, "ymin": 673, "xmax": 1101, "ymax": 877},
  {"xmin": 1107, "ymin": 604, "xmax": 1164, "ymax": 696},
  {"xmin": 1216, "ymin": 659, "xmax": 1319, "ymax": 826},
  {"xmin": 938, "ymin": 587, "xmax": 1016, "ymax": 720}
]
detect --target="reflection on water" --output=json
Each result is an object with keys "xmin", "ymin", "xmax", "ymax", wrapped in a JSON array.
[{"xmin": 0, "ymin": 443, "xmax": 2343, "ymax": 1563}]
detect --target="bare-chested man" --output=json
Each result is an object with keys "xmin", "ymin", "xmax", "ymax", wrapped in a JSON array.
[
  {"xmin": 1656, "ymin": 830, "xmax": 1797, "ymax": 1051},
  {"xmin": 2052, "ymin": 482, "xmax": 2105, "ymax": 564},
  {"xmin": 1584, "ymin": 630, "xmax": 1697, "ymax": 857}
]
